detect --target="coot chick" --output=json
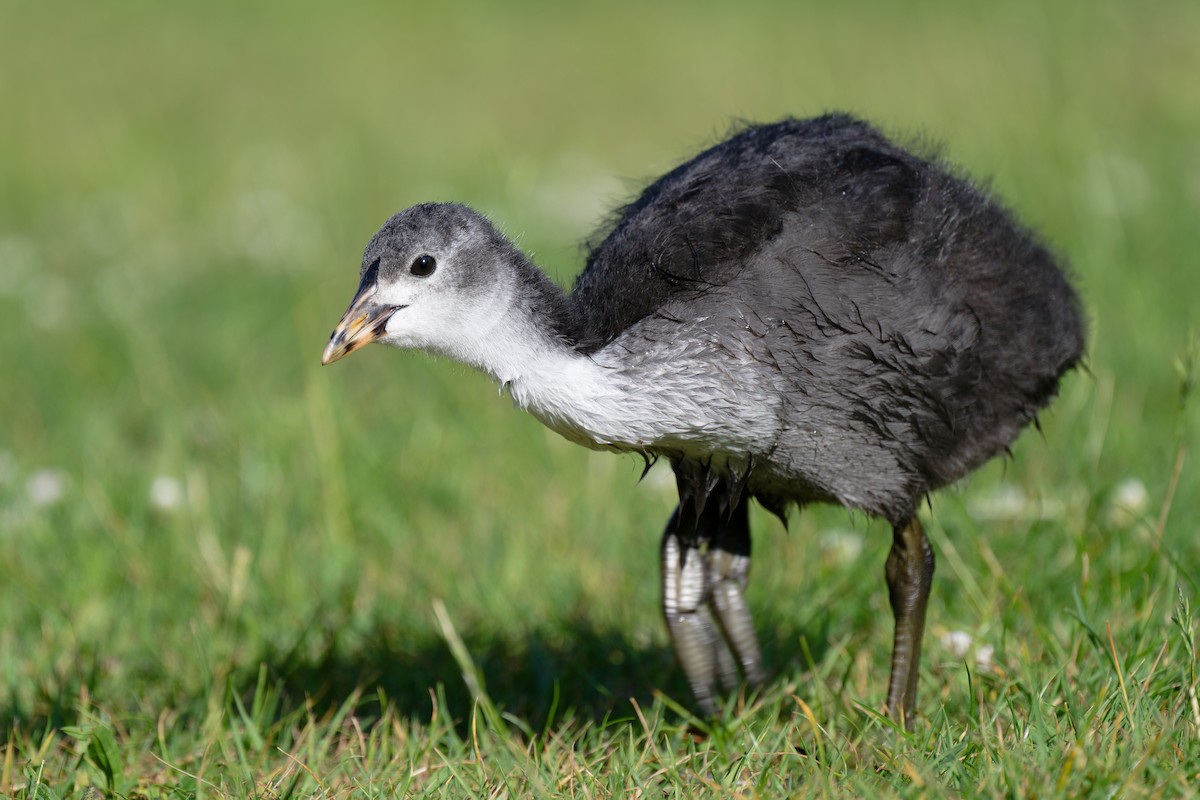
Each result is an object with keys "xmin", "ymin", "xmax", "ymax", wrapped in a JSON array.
[{"xmin": 322, "ymin": 114, "xmax": 1085, "ymax": 727}]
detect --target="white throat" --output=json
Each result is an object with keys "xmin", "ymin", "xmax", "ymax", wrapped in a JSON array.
[
  {"xmin": 454, "ymin": 302, "xmax": 783, "ymax": 460},
  {"xmin": 467, "ymin": 308, "xmax": 630, "ymax": 447}
]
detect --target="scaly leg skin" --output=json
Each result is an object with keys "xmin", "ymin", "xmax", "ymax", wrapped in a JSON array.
[
  {"xmin": 706, "ymin": 498, "xmax": 766, "ymax": 689},
  {"xmin": 884, "ymin": 516, "xmax": 935, "ymax": 730},
  {"xmin": 661, "ymin": 517, "xmax": 724, "ymax": 715},
  {"xmin": 661, "ymin": 495, "xmax": 766, "ymax": 716}
]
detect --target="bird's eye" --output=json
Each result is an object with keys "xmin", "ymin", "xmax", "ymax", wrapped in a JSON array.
[{"xmin": 410, "ymin": 254, "xmax": 437, "ymax": 277}]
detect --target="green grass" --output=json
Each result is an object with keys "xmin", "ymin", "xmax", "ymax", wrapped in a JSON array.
[{"xmin": 2, "ymin": 0, "xmax": 1199, "ymax": 796}]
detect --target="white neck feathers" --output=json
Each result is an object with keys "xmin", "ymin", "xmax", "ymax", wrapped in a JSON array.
[{"xmin": 463, "ymin": 305, "xmax": 629, "ymax": 447}]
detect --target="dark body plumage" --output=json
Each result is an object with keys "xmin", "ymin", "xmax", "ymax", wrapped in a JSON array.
[
  {"xmin": 323, "ymin": 113, "xmax": 1085, "ymax": 724},
  {"xmin": 571, "ymin": 114, "xmax": 1083, "ymax": 523}
]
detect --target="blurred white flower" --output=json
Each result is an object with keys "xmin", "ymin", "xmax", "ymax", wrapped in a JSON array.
[
  {"xmin": 941, "ymin": 629, "xmax": 973, "ymax": 659},
  {"xmin": 940, "ymin": 629, "xmax": 998, "ymax": 671},
  {"xmin": 1107, "ymin": 478, "xmax": 1148, "ymax": 526},
  {"xmin": 975, "ymin": 644, "xmax": 996, "ymax": 671},
  {"xmin": 150, "ymin": 475, "xmax": 184, "ymax": 511},
  {"xmin": 968, "ymin": 483, "xmax": 1028, "ymax": 521},
  {"xmin": 819, "ymin": 528, "xmax": 864, "ymax": 562},
  {"xmin": 27, "ymin": 469, "xmax": 66, "ymax": 507}
]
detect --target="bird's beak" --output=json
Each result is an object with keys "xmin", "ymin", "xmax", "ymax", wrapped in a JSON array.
[{"xmin": 321, "ymin": 274, "xmax": 402, "ymax": 365}]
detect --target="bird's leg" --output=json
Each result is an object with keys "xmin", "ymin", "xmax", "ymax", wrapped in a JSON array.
[
  {"xmin": 661, "ymin": 505, "xmax": 727, "ymax": 715},
  {"xmin": 662, "ymin": 489, "xmax": 766, "ymax": 715},
  {"xmin": 706, "ymin": 498, "xmax": 766, "ymax": 689},
  {"xmin": 884, "ymin": 516, "xmax": 935, "ymax": 729}
]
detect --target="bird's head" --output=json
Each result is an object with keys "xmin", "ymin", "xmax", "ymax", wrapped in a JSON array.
[{"xmin": 321, "ymin": 203, "xmax": 517, "ymax": 366}]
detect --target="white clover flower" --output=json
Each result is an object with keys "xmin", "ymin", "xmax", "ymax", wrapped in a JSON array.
[
  {"xmin": 27, "ymin": 469, "xmax": 66, "ymax": 507},
  {"xmin": 941, "ymin": 629, "xmax": 974, "ymax": 659},
  {"xmin": 1107, "ymin": 478, "xmax": 1148, "ymax": 526},
  {"xmin": 150, "ymin": 475, "xmax": 184, "ymax": 511},
  {"xmin": 819, "ymin": 528, "xmax": 864, "ymax": 562},
  {"xmin": 975, "ymin": 644, "xmax": 996, "ymax": 671},
  {"xmin": 968, "ymin": 483, "xmax": 1028, "ymax": 521}
]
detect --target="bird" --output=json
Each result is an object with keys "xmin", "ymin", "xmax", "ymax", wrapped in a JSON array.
[{"xmin": 321, "ymin": 113, "xmax": 1085, "ymax": 728}]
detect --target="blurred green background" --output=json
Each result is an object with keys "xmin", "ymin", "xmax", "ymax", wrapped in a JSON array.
[{"xmin": 1, "ymin": 0, "xmax": 1198, "ymax": 793}]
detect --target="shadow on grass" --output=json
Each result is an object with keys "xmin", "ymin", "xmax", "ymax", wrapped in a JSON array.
[
  {"xmin": 0, "ymin": 610, "xmax": 828, "ymax": 737},
  {"xmin": 248, "ymin": 608, "xmax": 829, "ymax": 734}
]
